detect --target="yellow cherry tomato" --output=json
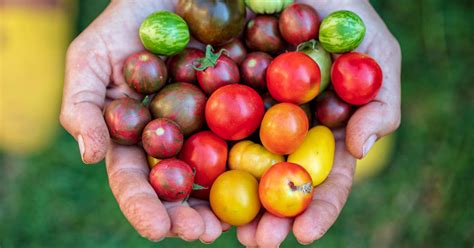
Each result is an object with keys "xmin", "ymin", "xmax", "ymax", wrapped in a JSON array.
[
  {"xmin": 288, "ymin": 125, "xmax": 335, "ymax": 186},
  {"xmin": 147, "ymin": 155, "xmax": 161, "ymax": 169},
  {"xmin": 210, "ymin": 170, "xmax": 261, "ymax": 226},
  {"xmin": 229, "ymin": 140, "xmax": 285, "ymax": 179}
]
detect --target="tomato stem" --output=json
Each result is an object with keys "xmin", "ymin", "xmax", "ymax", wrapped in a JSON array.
[
  {"xmin": 296, "ymin": 39, "xmax": 318, "ymax": 52},
  {"xmin": 193, "ymin": 45, "xmax": 225, "ymax": 71},
  {"xmin": 288, "ymin": 181, "xmax": 313, "ymax": 194},
  {"xmin": 192, "ymin": 183, "xmax": 207, "ymax": 190}
]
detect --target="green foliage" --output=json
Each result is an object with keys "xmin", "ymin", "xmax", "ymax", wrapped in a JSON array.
[{"xmin": 1, "ymin": 0, "xmax": 473, "ymax": 247}]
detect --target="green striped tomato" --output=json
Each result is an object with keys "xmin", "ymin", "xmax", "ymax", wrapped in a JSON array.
[
  {"xmin": 319, "ymin": 10, "xmax": 366, "ymax": 53},
  {"xmin": 139, "ymin": 11, "xmax": 190, "ymax": 56},
  {"xmin": 245, "ymin": 0, "xmax": 293, "ymax": 14}
]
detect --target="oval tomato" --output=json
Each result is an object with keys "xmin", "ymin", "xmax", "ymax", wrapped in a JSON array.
[
  {"xmin": 288, "ymin": 126, "xmax": 335, "ymax": 186},
  {"xmin": 206, "ymin": 85, "xmax": 265, "ymax": 141},
  {"xmin": 210, "ymin": 170, "xmax": 261, "ymax": 226},
  {"xmin": 229, "ymin": 140, "xmax": 284, "ymax": 179},
  {"xmin": 139, "ymin": 11, "xmax": 190, "ymax": 56},
  {"xmin": 179, "ymin": 131, "xmax": 228, "ymax": 199},
  {"xmin": 331, "ymin": 52, "xmax": 383, "ymax": 105},
  {"xmin": 267, "ymin": 52, "xmax": 321, "ymax": 104},
  {"xmin": 260, "ymin": 103, "xmax": 308, "ymax": 155},
  {"xmin": 176, "ymin": 0, "xmax": 246, "ymax": 46},
  {"xmin": 259, "ymin": 162, "xmax": 313, "ymax": 217},
  {"xmin": 195, "ymin": 45, "xmax": 240, "ymax": 95}
]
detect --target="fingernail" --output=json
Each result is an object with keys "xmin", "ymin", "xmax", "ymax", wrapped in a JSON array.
[
  {"xmin": 297, "ymin": 239, "xmax": 312, "ymax": 245},
  {"xmin": 77, "ymin": 135, "xmax": 86, "ymax": 162},
  {"xmin": 199, "ymin": 238, "xmax": 213, "ymax": 244},
  {"xmin": 362, "ymin": 134, "xmax": 377, "ymax": 158}
]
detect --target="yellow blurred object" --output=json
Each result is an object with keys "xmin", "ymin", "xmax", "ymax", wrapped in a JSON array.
[
  {"xmin": 354, "ymin": 134, "xmax": 396, "ymax": 183},
  {"xmin": 147, "ymin": 155, "xmax": 161, "ymax": 169},
  {"xmin": 0, "ymin": 6, "xmax": 73, "ymax": 154}
]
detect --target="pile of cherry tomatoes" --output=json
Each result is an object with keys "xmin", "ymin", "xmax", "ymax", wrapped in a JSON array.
[{"xmin": 104, "ymin": 0, "xmax": 383, "ymax": 226}]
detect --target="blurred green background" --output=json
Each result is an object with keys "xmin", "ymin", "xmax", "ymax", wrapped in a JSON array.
[{"xmin": 0, "ymin": 0, "xmax": 473, "ymax": 247}]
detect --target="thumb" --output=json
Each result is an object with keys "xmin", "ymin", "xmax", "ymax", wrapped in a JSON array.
[
  {"xmin": 346, "ymin": 100, "xmax": 400, "ymax": 159},
  {"xmin": 60, "ymin": 39, "xmax": 110, "ymax": 164}
]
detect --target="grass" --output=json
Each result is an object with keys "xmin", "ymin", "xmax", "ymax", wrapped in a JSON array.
[{"xmin": 1, "ymin": 0, "xmax": 473, "ymax": 247}]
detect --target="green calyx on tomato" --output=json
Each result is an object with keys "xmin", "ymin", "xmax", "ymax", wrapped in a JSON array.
[{"xmin": 193, "ymin": 45, "xmax": 228, "ymax": 71}]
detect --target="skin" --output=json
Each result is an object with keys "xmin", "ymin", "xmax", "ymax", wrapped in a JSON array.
[{"xmin": 59, "ymin": 0, "xmax": 401, "ymax": 246}]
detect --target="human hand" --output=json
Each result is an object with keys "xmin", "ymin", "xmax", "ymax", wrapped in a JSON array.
[
  {"xmin": 236, "ymin": 0, "xmax": 401, "ymax": 246},
  {"xmin": 59, "ymin": 0, "xmax": 228, "ymax": 243}
]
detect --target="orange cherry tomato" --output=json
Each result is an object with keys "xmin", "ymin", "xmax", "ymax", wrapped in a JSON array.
[
  {"xmin": 260, "ymin": 103, "xmax": 309, "ymax": 155},
  {"xmin": 259, "ymin": 162, "xmax": 313, "ymax": 217}
]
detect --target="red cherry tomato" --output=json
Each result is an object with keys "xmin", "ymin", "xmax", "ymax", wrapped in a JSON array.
[
  {"xmin": 179, "ymin": 131, "xmax": 228, "ymax": 199},
  {"xmin": 206, "ymin": 84, "xmax": 265, "ymax": 141},
  {"xmin": 149, "ymin": 158, "xmax": 194, "ymax": 202},
  {"xmin": 266, "ymin": 52, "xmax": 321, "ymax": 104},
  {"xmin": 331, "ymin": 52, "xmax": 383, "ymax": 105},
  {"xmin": 279, "ymin": 3, "xmax": 321, "ymax": 46},
  {"xmin": 195, "ymin": 45, "xmax": 240, "ymax": 95}
]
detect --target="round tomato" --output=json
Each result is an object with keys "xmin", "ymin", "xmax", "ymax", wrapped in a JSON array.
[
  {"xmin": 206, "ymin": 85, "xmax": 265, "ymax": 141},
  {"xmin": 179, "ymin": 131, "xmax": 228, "ymax": 199},
  {"xmin": 167, "ymin": 47, "xmax": 204, "ymax": 84},
  {"xmin": 288, "ymin": 126, "xmax": 335, "ymax": 186},
  {"xmin": 245, "ymin": 15, "xmax": 284, "ymax": 55},
  {"xmin": 149, "ymin": 158, "xmax": 194, "ymax": 202},
  {"xmin": 331, "ymin": 52, "xmax": 382, "ymax": 105},
  {"xmin": 267, "ymin": 52, "xmax": 321, "ymax": 104},
  {"xmin": 210, "ymin": 170, "xmax": 261, "ymax": 226},
  {"xmin": 279, "ymin": 3, "xmax": 320, "ymax": 46},
  {"xmin": 297, "ymin": 39, "xmax": 332, "ymax": 93},
  {"xmin": 229, "ymin": 140, "xmax": 284, "ymax": 179},
  {"xmin": 260, "ymin": 103, "xmax": 308, "ymax": 155},
  {"xmin": 194, "ymin": 45, "xmax": 240, "ymax": 95},
  {"xmin": 315, "ymin": 90, "xmax": 352, "ymax": 128},
  {"xmin": 259, "ymin": 162, "xmax": 313, "ymax": 217},
  {"xmin": 319, "ymin": 10, "xmax": 366, "ymax": 53}
]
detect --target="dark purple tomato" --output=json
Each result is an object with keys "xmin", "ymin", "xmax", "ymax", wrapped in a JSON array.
[
  {"xmin": 245, "ymin": 15, "xmax": 284, "ymax": 55},
  {"xmin": 315, "ymin": 91, "xmax": 352, "ymax": 128},
  {"xmin": 123, "ymin": 51, "xmax": 167, "ymax": 94},
  {"xmin": 150, "ymin": 83, "xmax": 207, "ymax": 136},
  {"xmin": 216, "ymin": 39, "xmax": 248, "ymax": 65},
  {"xmin": 167, "ymin": 48, "xmax": 204, "ymax": 84},
  {"xmin": 195, "ymin": 45, "xmax": 240, "ymax": 95},
  {"xmin": 279, "ymin": 3, "xmax": 321, "ymax": 46},
  {"xmin": 241, "ymin": 52, "xmax": 272, "ymax": 91},
  {"xmin": 142, "ymin": 118, "xmax": 184, "ymax": 159},
  {"xmin": 104, "ymin": 98, "xmax": 151, "ymax": 145},
  {"xmin": 149, "ymin": 158, "xmax": 194, "ymax": 202},
  {"xmin": 176, "ymin": 0, "xmax": 246, "ymax": 46},
  {"xmin": 262, "ymin": 92, "xmax": 278, "ymax": 110}
]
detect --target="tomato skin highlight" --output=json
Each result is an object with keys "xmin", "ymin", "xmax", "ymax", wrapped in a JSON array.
[
  {"xmin": 205, "ymin": 85, "xmax": 265, "ymax": 141},
  {"xmin": 210, "ymin": 170, "xmax": 261, "ymax": 226},
  {"xmin": 179, "ymin": 131, "xmax": 228, "ymax": 199},
  {"xmin": 266, "ymin": 52, "xmax": 321, "ymax": 104},
  {"xmin": 149, "ymin": 158, "xmax": 194, "ymax": 202},
  {"xmin": 260, "ymin": 103, "xmax": 309, "ymax": 155},
  {"xmin": 259, "ymin": 162, "xmax": 313, "ymax": 217},
  {"xmin": 279, "ymin": 3, "xmax": 321, "ymax": 46},
  {"xmin": 331, "ymin": 52, "xmax": 383, "ymax": 105}
]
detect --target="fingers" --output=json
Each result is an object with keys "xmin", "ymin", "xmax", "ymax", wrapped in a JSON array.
[
  {"xmin": 293, "ymin": 141, "xmax": 356, "ymax": 244},
  {"xmin": 236, "ymin": 214, "xmax": 260, "ymax": 247},
  {"xmin": 188, "ymin": 199, "xmax": 222, "ymax": 244},
  {"xmin": 256, "ymin": 214, "xmax": 293, "ymax": 248},
  {"xmin": 106, "ymin": 143, "xmax": 170, "ymax": 241},
  {"xmin": 164, "ymin": 201, "xmax": 205, "ymax": 241}
]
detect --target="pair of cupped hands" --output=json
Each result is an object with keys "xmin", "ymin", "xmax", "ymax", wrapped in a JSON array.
[{"xmin": 60, "ymin": 0, "xmax": 401, "ymax": 246}]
